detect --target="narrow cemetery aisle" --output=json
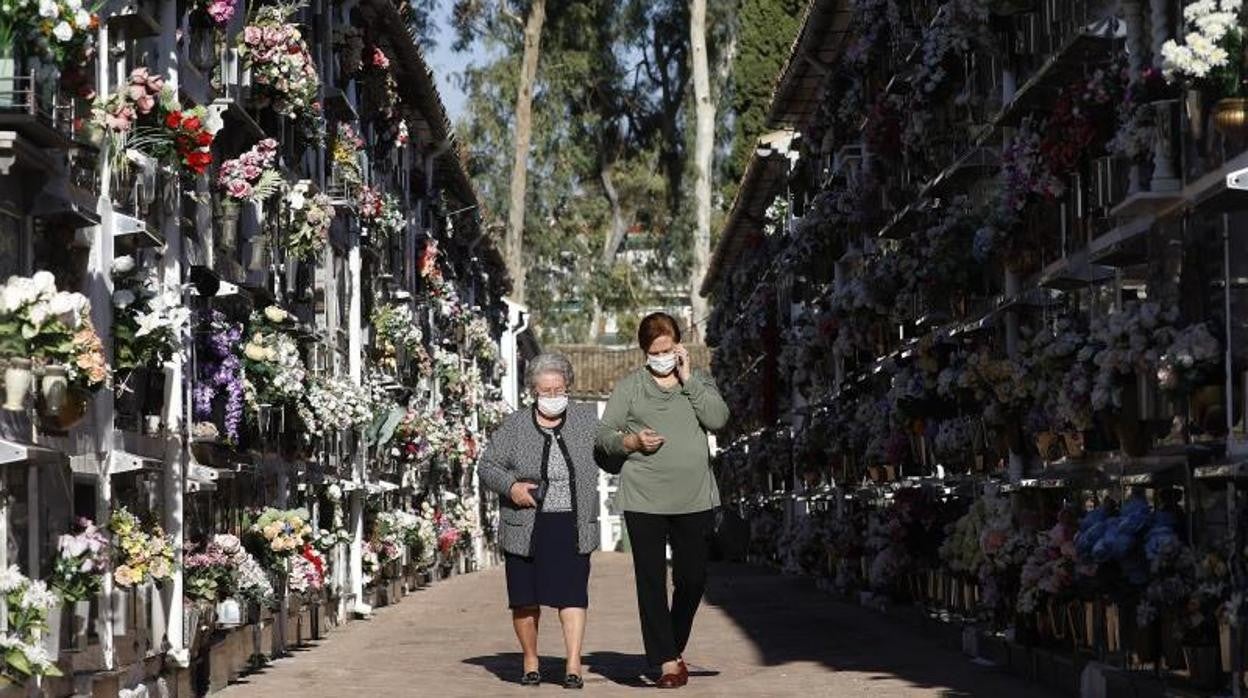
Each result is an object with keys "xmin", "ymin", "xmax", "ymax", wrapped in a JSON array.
[{"xmin": 218, "ymin": 553, "xmax": 1055, "ymax": 697}]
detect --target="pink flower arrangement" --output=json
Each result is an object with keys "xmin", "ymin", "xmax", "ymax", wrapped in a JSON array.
[
  {"xmin": 217, "ymin": 139, "xmax": 280, "ymax": 202},
  {"xmin": 371, "ymin": 47, "xmax": 390, "ymax": 70},
  {"xmin": 93, "ymin": 67, "xmax": 163, "ymax": 133},
  {"xmin": 238, "ymin": 3, "xmax": 321, "ymax": 117},
  {"xmin": 358, "ymin": 185, "xmax": 383, "ymax": 220},
  {"xmin": 204, "ymin": 0, "xmax": 239, "ymax": 26}
]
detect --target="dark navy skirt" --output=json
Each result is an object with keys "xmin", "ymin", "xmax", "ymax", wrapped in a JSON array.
[{"xmin": 504, "ymin": 511, "xmax": 591, "ymax": 609}]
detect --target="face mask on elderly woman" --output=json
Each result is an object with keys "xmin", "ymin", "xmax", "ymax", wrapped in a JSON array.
[{"xmin": 537, "ymin": 395, "xmax": 568, "ymax": 417}]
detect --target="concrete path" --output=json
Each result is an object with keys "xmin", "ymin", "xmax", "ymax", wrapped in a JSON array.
[{"xmin": 218, "ymin": 553, "xmax": 1055, "ymax": 697}]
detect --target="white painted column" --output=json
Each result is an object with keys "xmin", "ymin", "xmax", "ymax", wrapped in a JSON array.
[
  {"xmin": 348, "ymin": 235, "xmax": 368, "ymax": 614},
  {"xmin": 93, "ymin": 13, "xmax": 117, "ymax": 671},
  {"xmin": 157, "ymin": 0, "xmax": 187, "ymax": 665}
]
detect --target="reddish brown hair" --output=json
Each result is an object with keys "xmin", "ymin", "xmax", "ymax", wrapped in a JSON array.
[{"xmin": 638, "ymin": 312, "xmax": 681, "ymax": 351}]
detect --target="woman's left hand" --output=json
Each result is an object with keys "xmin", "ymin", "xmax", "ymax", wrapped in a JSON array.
[{"xmin": 674, "ymin": 344, "xmax": 691, "ymax": 383}]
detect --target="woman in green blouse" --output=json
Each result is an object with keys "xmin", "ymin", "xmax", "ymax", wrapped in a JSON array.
[{"xmin": 596, "ymin": 312, "xmax": 730, "ymax": 689}]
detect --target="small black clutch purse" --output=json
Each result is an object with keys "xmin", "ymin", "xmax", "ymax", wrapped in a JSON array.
[{"xmin": 517, "ymin": 478, "xmax": 547, "ymax": 505}]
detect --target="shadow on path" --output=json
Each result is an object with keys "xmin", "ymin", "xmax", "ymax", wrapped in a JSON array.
[
  {"xmin": 463, "ymin": 651, "xmax": 720, "ymax": 688},
  {"xmin": 701, "ymin": 562, "xmax": 1056, "ymax": 697}
]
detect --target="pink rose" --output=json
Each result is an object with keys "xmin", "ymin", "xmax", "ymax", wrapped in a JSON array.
[
  {"xmin": 127, "ymin": 84, "xmax": 146, "ymax": 102},
  {"xmin": 226, "ymin": 179, "xmax": 252, "ymax": 199},
  {"xmin": 105, "ymin": 110, "xmax": 134, "ymax": 132},
  {"xmin": 241, "ymin": 164, "xmax": 261, "ymax": 180},
  {"xmin": 135, "ymin": 94, "xmax": 155, "ymax": 114},
  {"xmin": 129, "ymin": 67, "xmax": 149, "ymax": 85},
  {"xmin": 146, "ymin": 74, "xmax": 164, "ymax": 93}
]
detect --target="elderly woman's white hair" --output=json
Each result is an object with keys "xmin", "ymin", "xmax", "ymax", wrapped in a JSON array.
[{"xmin": 525, "ymin": 352, "xmax": 575, "ymax": 391}]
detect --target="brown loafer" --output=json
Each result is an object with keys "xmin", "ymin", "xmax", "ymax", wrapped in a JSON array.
[
  {"xmin": 677, "ymin": 659, "xmax": 689, "ymax": 678},
  {"xmin": 655, "ymin": 672, "xmax": 686, "ymax": 689}
]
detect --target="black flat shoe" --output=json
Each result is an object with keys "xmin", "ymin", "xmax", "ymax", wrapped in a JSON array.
[
  {"xmin": 520, "ymin": 671, "xmax": 542, "ymax": 686},
  {"xmin": 563, "ymin": 674, "xmax": 584, "ymax": 689}
]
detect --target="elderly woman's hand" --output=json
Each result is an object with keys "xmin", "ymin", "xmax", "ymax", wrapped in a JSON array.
[{"xmin": 509, "ymin": 481, "xmax": 539, "ymax": 508}]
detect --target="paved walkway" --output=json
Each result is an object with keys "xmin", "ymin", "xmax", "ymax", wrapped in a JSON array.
[{"xmin": 219, "ymin": 553, "xmax": 1055, "ymax": 697}]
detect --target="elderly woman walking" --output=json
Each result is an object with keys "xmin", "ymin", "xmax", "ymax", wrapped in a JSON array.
[
  {"xmin": 479, "ymin": 353, "xmax": 601, "ymax": 689},
  {"xmin": 596, "ymin": 312, "xmax": 730, "ymax": 689}
]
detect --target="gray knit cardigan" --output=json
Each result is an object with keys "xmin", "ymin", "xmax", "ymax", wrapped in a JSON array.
[{"xmin": 477, "ymin": 402, "xmax": 601, "ymax": 556}]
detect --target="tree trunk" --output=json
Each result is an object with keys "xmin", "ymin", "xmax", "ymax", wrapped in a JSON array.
[
  {"xmin": 505, "ymin": 0, "xmax": 547, "ymax": 304},
  {"xmin": 689, "ymin": 0, "xmax": 713, "ymax": 342},
  {"xmin": 589, "ymin": 161, "xmax": 629, "ymax": 343}
]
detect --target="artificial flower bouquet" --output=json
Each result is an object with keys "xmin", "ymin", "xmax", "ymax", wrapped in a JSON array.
[
  {"xmin": 110, "ymin": 508, "xmax": 175, "ymax": 588},
  {"xmin": 371, "ymin": 303, "xmax": 429, "ymax": 375},
  {"xmin": 184, "ymin": 540, "xmax": 234, "ymax": 604},
  {"xmin": 1017, "ymin": 508, "xmax": 1079, "ymax": 614},
  {"xmin": 247, "ymin": 507, "xmax": 314, "ymax": 561},
  {"xmin": 112, "ymin": 255, "xmax": 189, "ymax": 373},
  {"xmin": 0, "ymin": 565, "xmax": 63, "ymax": 680},
  {"xmin": 238, "ymin": 1, "xmax": 321, "ymax": 119},
  {"xmin": 49, "ymin": 518, "xmax": 109, "ymax": 604},
  {"xmin": 192, "ymin": 311, "xmax": 245, "ymax": 443},
  {"xmin": 1157, "ymin": 322, "xmax": 1221, "ymax": 394},
  {"xmin": 285, "ymin": 180, "xmax": 335, "ymax": 261},
  {"xmin": 298, "ymin": 374, "xmax": 376, "ymax": 438},
  {"xmin": 331, "ymin": 122, "xmax": 365, "ymax": 193},
  {"xmin": 242, "ymin": 306, "xmax": 307, "ymax": 414},
  {"xmin": 1162, "ymin": 0, "xmax": 1244, "ymax": 97},
  {"xmin": 213, "ymin": 534, "xmax": 276, "ymax": 607},
  {"xmin": 1074, "ymin": 497, "xmax": 1157, "ymax": 595},
  {"xmin": 0, "ymin": 271, "xmax": 110, "ymax": 392},
  {"xmin": 217, "ymin": 138, "xmax": 282, "ymax": 204},
  {"xmin": 1089, "ymin": 301, "xmax": 1179, "ymax": 411},
  {"xmin": 92, "ymin": 68, "xmax": 218, "ymax": 176},
  {"xmin": 186, "ymin": 533, "xmax": 277, "ymax": 606},
  {"xmin": 0, "ymin": 0, "xmax": 98, "ymax": 70},
  {"xmin": 288, "ymin": 545, "xmax": 325, "ymax": 595},
  {"xmin": 194, "ymin": 0, "xmax": 239, "ymax": 27}
]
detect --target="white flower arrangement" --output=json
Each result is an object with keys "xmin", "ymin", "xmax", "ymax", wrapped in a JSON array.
[
  {"xmin": 1090, "ymin": 301, "xmax": 1179, "ymax": 410},
  {"xmin": 1161, "ymin": 0, "xmax": 1244, "ymax": 85},
  {"xmin": 1157, "ymin": 322, "xmax": 1220, "ymax": 392},
  {"xmin": 300, "ymin": 375, "xmax": 376, "ymax": 437},
  {"xmin": 242, "ymin": 311, "xmax": 307, "ymax": 412}
]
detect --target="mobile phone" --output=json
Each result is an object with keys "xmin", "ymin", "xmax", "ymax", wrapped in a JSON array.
[{"xmin": 518, "ymin": 478, "xmax": 545, "ymax": 504}]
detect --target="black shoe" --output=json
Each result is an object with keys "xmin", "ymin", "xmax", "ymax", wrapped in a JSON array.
[
  {"xmin": 520, "ymin": 671, "xmax": 542, "ymax": 686},
  {"xmin": 563, "ymin": 674, "xmax": 584, "ymax": 689}
]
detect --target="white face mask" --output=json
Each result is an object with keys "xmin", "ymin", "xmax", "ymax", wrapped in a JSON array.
[
  {"xmin": 537, "ymin": 395, "xmax": 568, "ymax": 417},
  {"xmin": 647, "ymin": 353, "xmax": 678, "ymax": 376}
]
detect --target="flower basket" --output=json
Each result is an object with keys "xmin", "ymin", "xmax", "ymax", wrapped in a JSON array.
[{"xmin": 2, "ymin": 357, "xmax": 32, "ymax": 411}]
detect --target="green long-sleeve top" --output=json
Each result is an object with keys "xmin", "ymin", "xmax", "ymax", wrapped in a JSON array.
[{"xmin": 595, "ymin": 368, "xmax": 730, "ymax": 514}]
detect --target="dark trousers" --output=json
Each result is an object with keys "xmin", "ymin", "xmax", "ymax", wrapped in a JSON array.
[{"xmin": 624, "ymin": 510, "xmax": 713, "ymax": 667}]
